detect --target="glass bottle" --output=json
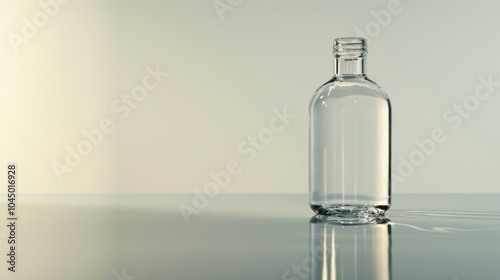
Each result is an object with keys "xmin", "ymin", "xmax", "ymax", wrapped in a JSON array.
[{"xmin": 309, "ymin": 37, "xmax": 391, "ymax": 221}]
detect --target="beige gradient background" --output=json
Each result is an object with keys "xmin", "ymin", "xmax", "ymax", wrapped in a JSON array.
[{"xmin": 1, "ymin": 0, "xmax": 499, "ymax": 194}]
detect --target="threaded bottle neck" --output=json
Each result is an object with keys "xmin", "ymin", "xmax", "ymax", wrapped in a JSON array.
[{"xmin": 333, "ymin": 37, "xmax": 367, "ymax": 76}]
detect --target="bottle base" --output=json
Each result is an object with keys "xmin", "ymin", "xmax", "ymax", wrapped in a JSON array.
[{"xmin": 310, "ymin": 204, "xmax": 389, "ymax": 224}]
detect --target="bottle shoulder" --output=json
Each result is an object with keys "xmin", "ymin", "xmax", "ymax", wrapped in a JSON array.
[{"xmin": 310, "ymin": 76, "xmax": 390, "ymax": 109}]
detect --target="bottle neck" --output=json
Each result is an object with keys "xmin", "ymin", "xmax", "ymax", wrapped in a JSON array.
[
  {"xmin": 334, "ymin": 56, "xmax": 366, "ymax": 76},
  {"xmin": 332, "ymin": 37, "xmax": 367, "ymax": 76}
]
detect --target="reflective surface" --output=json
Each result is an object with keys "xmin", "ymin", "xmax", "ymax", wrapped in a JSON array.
[
  {"xmin": 310, "ymin": 215, "xmax": 392, "ymax": 280},
  {"xmin": 1, "ymin": 194, "xmax": 500, "ymax": 279}
]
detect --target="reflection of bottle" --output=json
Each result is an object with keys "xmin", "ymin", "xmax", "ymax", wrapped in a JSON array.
[
  {"xmin": 310, "ymin": 215, "xmax": 392, "ymax": 280},
  {"xmin": 309, "ymin": 37, "xmax": 391, "ymax": 219}
]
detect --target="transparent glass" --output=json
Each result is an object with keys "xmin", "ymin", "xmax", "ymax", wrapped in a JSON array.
[
  {"xmin": 310, "ymin": 215, "xmax": 392, "ymax": 280},
  {"xmin": 309, "ymin": 37, "xmax": 391, "ymax": 221}
]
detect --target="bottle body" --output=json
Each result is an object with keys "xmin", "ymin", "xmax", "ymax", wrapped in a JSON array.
[{"xmin": 309, "ymin": 38, "xmax": 391, "ymax": 219}]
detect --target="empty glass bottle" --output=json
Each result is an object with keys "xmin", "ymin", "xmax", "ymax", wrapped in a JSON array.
[{"xmin": 309, "ymin": 37, "xmax": 391, "ymax": 221}]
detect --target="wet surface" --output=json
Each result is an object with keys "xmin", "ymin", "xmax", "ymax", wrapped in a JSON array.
[{"xmin": 1, "ymin": 194, "xmax": 500, "ymax": 279}]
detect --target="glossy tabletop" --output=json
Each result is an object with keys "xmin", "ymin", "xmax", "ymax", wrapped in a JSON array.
[{"xmin": 1, "ymin": 194, "xmax": 499, "ymax": 280}]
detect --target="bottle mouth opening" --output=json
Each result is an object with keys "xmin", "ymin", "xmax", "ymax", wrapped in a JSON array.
[{"xmin": 333, "ymin": 37, "xmax": 367, "ymax": 58}]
